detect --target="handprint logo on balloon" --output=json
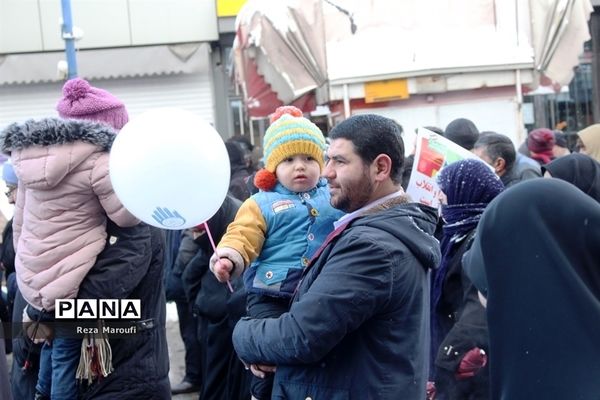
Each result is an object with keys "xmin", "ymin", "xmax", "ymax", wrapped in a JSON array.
[{"xmin": 152, "ymin": 207, "xmax": 186, "ymax": 228}]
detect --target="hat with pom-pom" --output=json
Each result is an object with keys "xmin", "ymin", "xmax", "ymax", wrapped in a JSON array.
[
  {"xmin": 56, "ymin": 78, "xmax": 129, "ymax": 130},
  {"xmin": 253, "ymin": 106, "xmax": 326, "ymax": 191}
]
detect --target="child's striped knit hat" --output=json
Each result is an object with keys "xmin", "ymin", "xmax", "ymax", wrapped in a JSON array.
[{"xmin": 254, "ymin": 106, "xmax": 326, "ymax": 191}]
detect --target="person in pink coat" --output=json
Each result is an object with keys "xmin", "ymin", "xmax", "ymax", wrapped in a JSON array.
[{"xmin": 0, "ymin": 78, "xmax": 138, "ymax": 400}]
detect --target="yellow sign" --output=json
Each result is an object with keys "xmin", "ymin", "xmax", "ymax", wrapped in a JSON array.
[
  {"xmin": 364, "ymin": 79, "xmax": 409, "ymax": 103},
  {"xmin": 217, "ymin": 0, "xmax": 247, "ymax": 17}
]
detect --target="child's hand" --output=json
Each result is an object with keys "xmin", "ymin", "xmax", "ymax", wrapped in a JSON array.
[
  {"xmin": 209, "ymin": 247, "xmax": 244, "ymax": 281},
  {"xmin": 213, "ymin": 258, "xmax": 234, "ymax": 282}
]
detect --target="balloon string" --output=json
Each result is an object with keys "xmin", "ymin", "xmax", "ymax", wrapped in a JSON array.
[{"xmin": 203, "ymin": 222, "xmax": 234, "ymax": 293}]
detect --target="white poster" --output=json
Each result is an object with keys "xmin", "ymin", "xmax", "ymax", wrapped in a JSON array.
[{"xmin": 406, "ymin": 128, "xmax": 485, "ymax": 208}]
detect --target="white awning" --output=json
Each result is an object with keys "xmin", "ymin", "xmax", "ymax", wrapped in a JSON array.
[
  {"xmin": 0, "ymin": 43, "xmax": 210, "ymax": 85},
  {"xmin": 235, "ymin": 0, "xmax": 327, "ymax": 104},
  {"xmin": 530, "ymin": 0, "xmax": 593, "ymax": 85}
]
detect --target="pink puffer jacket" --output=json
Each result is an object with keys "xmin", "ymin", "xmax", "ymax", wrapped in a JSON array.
[{"xmin": 1, "ymin": 118, "xmax": 139, "ymax": 311}]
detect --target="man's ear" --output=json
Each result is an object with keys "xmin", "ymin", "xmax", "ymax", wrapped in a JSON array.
[
  {"xmin": 493, "ymin": 157, "xmax": 506, "ymax": 174},
  {"xmin": 372, "ymin": 154, "xmax": 393, "ymax": 181}
]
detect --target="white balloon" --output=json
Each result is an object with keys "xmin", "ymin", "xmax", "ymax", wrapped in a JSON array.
[{"xmin": 109, "ymin": 108, "xmax": 230, "ymax": 230}]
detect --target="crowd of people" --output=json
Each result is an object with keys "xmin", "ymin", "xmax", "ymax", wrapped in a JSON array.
[{"xmin": 0, "ymin": 77, "xmax": 599, "ymax": 400}]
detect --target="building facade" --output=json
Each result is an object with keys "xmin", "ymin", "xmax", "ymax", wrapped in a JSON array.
[{"xmin": 0, "ymin": 0, "xmax": 248, "ymax": 138}]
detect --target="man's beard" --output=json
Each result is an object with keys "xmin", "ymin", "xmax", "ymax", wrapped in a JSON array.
[{"xmin": 332, "ymin": 168, "xmax": 373, "ymax": 213}]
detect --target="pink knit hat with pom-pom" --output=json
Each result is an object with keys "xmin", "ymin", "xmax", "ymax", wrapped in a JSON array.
[{"xmin": 56, "ymin": 78, "xmax": 129, "ymax": 130}]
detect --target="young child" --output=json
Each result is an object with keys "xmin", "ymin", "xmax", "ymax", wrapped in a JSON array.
[
  {"xmin": 0, "ymin": 78, "xmax": 138, "ymax": 399},
  {"xmin": 210, "ymin": 106, "xmax": 343, "ymax": 400}
]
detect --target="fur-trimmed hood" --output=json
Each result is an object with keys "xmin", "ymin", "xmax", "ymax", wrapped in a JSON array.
[
  {"xmin": 2, "ymin": 118, "xmax": 117, "ymax": 191},
  {"xmin": 0, "ymin": 117, "xmax": 116, "ymax": 154}
]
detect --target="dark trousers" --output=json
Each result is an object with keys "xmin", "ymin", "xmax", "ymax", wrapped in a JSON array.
[
  {"xmin": 246, "ymin": 293, "xmax": 290, "ymax": 400},
  {"xmin": 175, "ymin": 300, "xmax": 202, "ymax": 386},
  {"xmin": 11, "ymin": 290, "xmax": 41, "ymax": 400},
  {"xmin": 0, "ymin": 321, "xmax": 12, "ymax": 400},
  {"xmin": 197, "ymin": 314, "xmax": 231, "ymax": 400}
]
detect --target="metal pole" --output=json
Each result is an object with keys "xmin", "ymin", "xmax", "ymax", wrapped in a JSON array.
[
  {"xmin": 343, "ymin": 84, "xmax": 350, "ymax": 118},
  {"xmin": 515, "ymin": 69, "xmax": 525, "ymax": 144},
  {"xmin": 61, "ymin": 0, "xmax": 78, "ymax": 79}
]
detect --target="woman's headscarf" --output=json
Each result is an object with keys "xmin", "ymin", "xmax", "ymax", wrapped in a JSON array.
[
  {"xmin": 577, "ymin": 123, "xmax": 600, "ymax": 162},
  {"xmin": 543, "ymin": 153, "xmax": 600, "ymax": 202},
  {"xmin": 463, "ymin": 179, "xmax": 600, "ymax": 399},
  {"xmin": 433, "ymin": 159, "xmax": 504, "ymax": 305}
]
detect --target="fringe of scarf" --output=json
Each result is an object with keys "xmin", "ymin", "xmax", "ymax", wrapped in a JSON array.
[{"xmin": 76, "ymin": 320, "xmax": 113, "ymax": 384}]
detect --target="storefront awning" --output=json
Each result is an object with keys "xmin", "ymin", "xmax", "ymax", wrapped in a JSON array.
[
  {"xmin": 530, "ymin": 0, "xmax": 593, "ymax": 85},
  {"xmin": 0, "ymin": 43, "xmax": 210, "ymax": 86},
  {"xmin": 234, "ymin": 0, "xmax": 326, "ymax": 117}
]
